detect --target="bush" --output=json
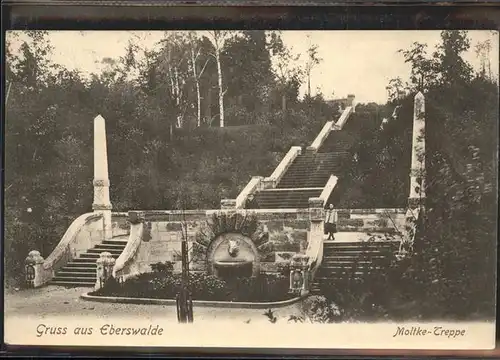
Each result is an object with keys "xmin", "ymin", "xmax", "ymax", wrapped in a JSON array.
[
  {"xmin": 150, "ymin": 261, "xmax": 174, "ymax": 275},
  {"xmin": 90, "ymin": 271, "xmax": 294, "ymax": 302},
  {"xmin": 296, "ymin": 295, "xmax": 343, "ymax": 323}
]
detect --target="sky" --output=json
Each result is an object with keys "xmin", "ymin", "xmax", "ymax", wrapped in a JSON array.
[{"xmin": 7, "ymin": 30, "xmax": 499, "ymax": 104}]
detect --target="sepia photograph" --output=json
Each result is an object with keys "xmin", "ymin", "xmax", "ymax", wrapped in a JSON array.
[{"xmin": 3, "ymin": 29, "xmax": 498, "ymax": 350}]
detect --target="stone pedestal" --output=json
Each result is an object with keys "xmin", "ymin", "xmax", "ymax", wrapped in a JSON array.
[
  {"xmin": 93, "ymin": 115, "xmax": 113, "ymax": 240},
  {"xmin": 289, "ymin": 254, "xmax": 310, "ymax": 294},
  {"xmin": 260, "ymin": 178, "xmax": 276, "ymax": 190},
  {"xmin": 25, "ymin": 250, "xmax": 49, "ymax": 288},
  {"xmin": 95, "ymin": 252, "xmax": 116, "ymax": 290}
]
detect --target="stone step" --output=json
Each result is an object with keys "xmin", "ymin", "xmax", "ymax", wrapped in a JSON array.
[
  {"xmin": 102, "ymin": 239, "xmax": 129, "ymax": 245},
  {"xmin": 324, "ymin": 245, "xmax": 398, "ymax": 251},
  {"xmin": 70, "ymin": 259, "xmax": 99, "ymax": 265},
  {"xmin": 54, "ymin": 271, "xmax": 96, "ymax": 278},
  {"xmin": 252, "ymin": 188, "xmax": 322, "ymax": 209},
  {"xmin": 324, "ymin": 242, "xmax": 397, "ymax": 248},
  {"xmin": 52, "ymin": 275, "xmax": 96, "ymax": 282},
  {"xmin": 87, "ymin": 248, "xmax": 123, "ymax": 255},
  {"xmin": 94, "ymin": 243, "xmax": 127, "ymax": 249},
  {"xmin": 80, "ymin": 253, "xmax": 120, "ymax": 259},
  {"xmin": 60, "ymin": 266, "xmax": 96, "ymax": 272},
  {"xmin": 320, "ymin": 266, "xmax": 385, "ymax": 271},
  {"xmin": 50, "ymin": 280, "xmax": 95, "ymax": 287},
  {"xmin": 323, "ymin": 256, "xmax": 387, "ymax": 261},
  {"xmin": 316, "ymin": 270, "xmax": 385, "ymax": 278}
]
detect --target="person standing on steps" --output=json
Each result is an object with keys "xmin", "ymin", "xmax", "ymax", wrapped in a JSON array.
[
  {"xmin": 324, "ymin": 203, "xmax": 337, "ymax": 240},
  {"xmin": 245, "ymin": 194, "xmax": 259, "ymax": 209}
]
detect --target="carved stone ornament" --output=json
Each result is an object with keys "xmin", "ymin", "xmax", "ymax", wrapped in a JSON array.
[{"xmin": 193, "ymin": 212, "xmax": 272, "ymax": 276}]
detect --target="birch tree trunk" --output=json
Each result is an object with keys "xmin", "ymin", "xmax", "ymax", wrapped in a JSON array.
[
  {"xmin": 215, "ymin": 48, "xmax": 224, "ymax": 127},
  {"xmin": 190, "ymin": 46, "xmax": 202, "ymax": 127}
]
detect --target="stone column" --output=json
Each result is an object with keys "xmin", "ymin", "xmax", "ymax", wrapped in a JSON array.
[
  {"xmin": 409, "ymin": 92, "xmax": 426, "ymax": 208},
  {"xmin": 93, "ymin": 115, "xmax": 113, "ymax": 240}
]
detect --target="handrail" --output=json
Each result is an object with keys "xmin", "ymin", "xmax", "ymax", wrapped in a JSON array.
[
  {"xmin": 305, "ymin": 230, "xmax": 324, "ymax": 283},
  {"xmin": 266, "ymin": 146, "xmax": 302, "ymax": 185},
  {"xmin": 113, "ymin": 222, "xmax": 144, "ymax": 278},
  {"xmin": 43, "ymin": 212, "xmax": 103, "ymax": 270},
  {"xmin": 319, "ymin": 175, "xmax": 338, "ymax": 204},
  {"xmin": 335, "ymin": 106, "xmax": 354, "ymax": 130},
  {"xmin": 309, "ymin": 121, "xmax": 334, "ymax": 150}
]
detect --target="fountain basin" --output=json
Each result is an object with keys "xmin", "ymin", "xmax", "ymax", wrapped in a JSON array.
[{"xmin": 214, "ymin": 260, "xmax": 253, "ymax": 279}]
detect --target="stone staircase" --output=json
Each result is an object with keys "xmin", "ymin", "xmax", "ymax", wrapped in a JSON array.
[
  {"xmin": 276, "ymin": 151, "xmax": 348, "ymax": 189},
  {"xmin": 317, "ymin": 131, "xmax": 357, "ymax": 153},
  {"xmin": 311, "ymin": 240, "xmax": 398, "ymax": 293},
  {"xmin": 50, "ymin": 235, "xmax": 128, "ymax": 287},
  {"xmin": 248, "ymin": 129, "xmax": 358, "ymax": 209},
  {"xmin": 252, "ymin": 188, "xmax": 322, "ymax": 209}
]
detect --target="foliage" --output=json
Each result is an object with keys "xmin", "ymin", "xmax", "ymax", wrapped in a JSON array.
[
  {"xmin": 326, "ymin": 30, "xmax": 497, "ymax": 321},
  {"xmin": 90, "ymin": 271, "xmax": 294, "ymax": 302},
  {"xmin": 276, "ymin": 261, "xmax": 291, "ymax": 277},
  {"xmin": 150, "ymin": 261, "xmax": 175, "ymax": 275},
  {"xmin": 4, "ymin": 30, "xmax": 332, "ymax": 284},
  {"xmin": 295, "ymin": 295, "xmax": 343, "ymax": 323},
  {"xmin": 328, "ymin": 31, "xmax": 497, "ymax": 321}
]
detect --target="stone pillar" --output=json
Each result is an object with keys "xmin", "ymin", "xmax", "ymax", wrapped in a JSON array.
[
  {"xmin": 25, "ymin": 250, "xmax": 47, "ymax": 288},
  {"xmin": 95, "ymin": 252, "xmax": 116, "ymax": 290},
  {"xmin": 308, "ymin": 197, "xmax": 325, "ymax": 241},
  {"xmin": 409, "ymin": 92, "xmax": 426, "ymax": 208},
  {"xmin": 289, "ymin": 254, "xmax": 310, "ymax": 294},
  {"xmin": 93, "ymin": 115, "xmax": 113, "ymax": 240}
]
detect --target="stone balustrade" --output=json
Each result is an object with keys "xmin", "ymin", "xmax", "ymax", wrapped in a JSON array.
[
  {"xmin": 308, "ymin": 121, "xmax": 335, "ymax": 151},
  {"xmin": 113, "ymin": 218, "xmax": 146, "ymax": 281},
  {"xmin": 264, "ymin": 146, "xmax": 302, "ymax": 188},
  {"xmin": 319, "ymin": 175, "xmax": 338, "ymax": 205},
  {"xmin": 334, "ymin": 106, "xmax": 354, "ymax": 130},
  {"xmin": 24, "ymin": 212, "xmax": 105, "ymax": 288}
]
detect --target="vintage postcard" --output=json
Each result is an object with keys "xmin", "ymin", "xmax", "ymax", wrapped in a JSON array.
[{"xmin": 4, "ymin": 29, "xmax": 498, "ymax": 350}]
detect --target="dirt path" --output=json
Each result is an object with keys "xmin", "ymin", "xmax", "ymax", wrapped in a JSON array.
[{"xmin": 4, "ymin": 285, "xmax": 301, "ymax": 323}]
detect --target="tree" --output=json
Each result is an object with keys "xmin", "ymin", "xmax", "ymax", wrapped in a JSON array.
[
  {"xmin": 10, "ymin": 31, "xmax": 55, "ymax": 90},
  {"xmin": 188, "ymin": 32, "xmax": 210, "ymax": 127},
  {"xmin": 304, "ymin": 35, "xmax": 322, "ymax": 98},
  {"xmin": 267, "ymin": 31, "xmax": 303, "ymax": 112},
  {"xmin": 398, "ymin": 42, "xmax": 439, "ymax": 92},
  {"xmin": 205, "ymin": 31, "xmax": 231, "ymax": 127},
  {"xmin": 160, "ymin": 32, "xmax": 192, "ymax": 129},
  {"xmin": 385, "ymin": 30, "xmax": 498, "ymax": 319},
  {"xmin": 475, "ymin": 39, "xmax": 492, "ymax": 80},
  {"xmin": 385, "ymin": 77, "xmax": 406, "ymax": 103},
  {"xmin": 221, "ymin": 30, "xmax": 274, "ymax": 123},
  {"xmin": 434, "ymin": 30, "xmax": 473, "ymax": 87}
]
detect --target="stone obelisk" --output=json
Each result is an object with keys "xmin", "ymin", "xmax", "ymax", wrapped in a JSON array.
[
  {"xmin": 408, "ymin": 91, "xmax": 426, "ymax": 208},
  {"xmin": 93, "ymin": 115, "xmax": 113, "ymax": 240}
]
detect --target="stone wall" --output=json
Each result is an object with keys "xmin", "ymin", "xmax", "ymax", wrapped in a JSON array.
[
  {"xmin": 126, "ymin": 210, "xmax": 310, "ymax": 275},
  {"xmin": 117, "ymin": 208, "xmax": 404, "ymax": 277},
  {"xmin": 111, "ymin": 213, "xmax": 130, "ymax": 237},
  {"xmin": 336, "ymin": 208, "xmax": 406, "ymax": 233}
]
